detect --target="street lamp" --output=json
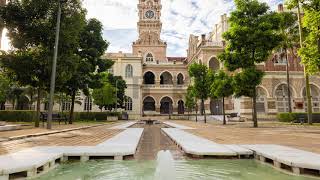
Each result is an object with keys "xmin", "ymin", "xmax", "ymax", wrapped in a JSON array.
[{"xmin": 47, "ymin": 0, "xmax": 65, "ymax": 129}]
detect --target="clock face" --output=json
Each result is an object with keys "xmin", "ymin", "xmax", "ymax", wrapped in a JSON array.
[{"xmin": 145, "ymin": 10, "xmax": 155, "ymax": 19}]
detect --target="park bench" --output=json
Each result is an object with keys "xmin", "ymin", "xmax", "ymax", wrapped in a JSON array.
[
  {"xmin": 40, "ymin": 112, "xmax": 68, "ymax": 125},
  {"xmin": 227, "ymin": 113, "xmax": 245, "ymax": 122}
]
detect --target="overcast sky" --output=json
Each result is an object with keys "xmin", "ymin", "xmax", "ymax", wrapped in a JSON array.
[{"xmin": 1, "ymin": 0, "xmax": 283, "ymax": 56}]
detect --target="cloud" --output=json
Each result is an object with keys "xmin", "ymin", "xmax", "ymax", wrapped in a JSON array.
[{"xmin": 83, "ymin": 0, "xmax": 283, "ymax": 56}]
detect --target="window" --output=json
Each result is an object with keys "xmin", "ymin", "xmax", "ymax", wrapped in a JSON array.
[
  {"xmin": 273, "ymin": 52, "xmax": 287, "ymax": 65},
  {"xmin": 256, "ymin": 87, "xmax": 267, "ymax": 113},
  {"xmin": 62, "ymin": 101, "xmax": 71, "ymax": 111},
  {"xmin": 84, "ymin": 96, "xmax": 92, "ymax": 111},
  {"xmin": 275, "ymin": 84, "xmax": 292, "ymax": 112},
  {"xmin": 146, "ymin": 53, "xmax": 154, "ymax": 62},
  {"xmin": 303, "ymin": 85, "xmax": 320, "ymax": 112},
  {"xmin": 125, "ymin": 97, "xmax": 133, "ymax": 111},
  {"xmin": 125, "ymin": 64, "xmax": 133, "ymax": 78}
]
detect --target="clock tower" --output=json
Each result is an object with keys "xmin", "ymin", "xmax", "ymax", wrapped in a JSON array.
[{"xmin": 133, "ymin": 0, "xmax": 167, "ymax": 63}]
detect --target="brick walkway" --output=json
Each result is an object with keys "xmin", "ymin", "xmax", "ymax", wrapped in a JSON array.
[
  {"xmin": 172, "ymin": 120, "xmax": 320, "ymax": 154},
  {"xmin": 0, "ymin": 125, "xmax": 122, "ymax": 155}
]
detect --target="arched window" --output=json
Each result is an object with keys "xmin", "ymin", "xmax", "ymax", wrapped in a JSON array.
[
  {"xmin": 177, "ymin": 73, "xmax": 184, "ymax": 85},
  {"xmin": 84, "ymin": 96, "xmax": 92, "ymax": 111},
  {"xmin": 144, "ymin": 71, "xmax": 155, "ymax": 84},
  {"xmin": 303, "ymin": 85, "xmax": 320, "ymax": 112},
  {"xmin": 146, "ymin": 53, "xmax": 154, "ymax": 62},
  {"xmin": 125, "ymin": 64, "xmax": 133, "ymax": 78},
  {"xmin": 160, "ymin": 72, "xmax": 173, "ymax": 85},
  {"xmin": 125, "ymin": 96, "xmax": 133, "ymax": 111},
  {"xmin": 209, "ymin": 57, "xmax": 220, "ymax": 71}
]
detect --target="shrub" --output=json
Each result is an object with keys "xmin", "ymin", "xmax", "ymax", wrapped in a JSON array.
[
  {"xmin": 0, "ymin": 110, "xmax": 37, "ymax": 122},
  {"xmin": 0, "ymin": 111, "xmax": 121, "ymax": 122},
  {"xmin": 277, "ymin": 112, "xmax": 320, "ymax": 123},
  {"xmin": 277, "ymin": 113, "xmax": 296, "ymax": 122},
  {"xmin": 73, "ymin": 112, "xmax": 121, "ymax": 121}
]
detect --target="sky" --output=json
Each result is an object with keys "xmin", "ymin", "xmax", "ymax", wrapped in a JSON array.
[{"xmin": 1, "ymin": 0, "xmax": 283, "ymax": 56}]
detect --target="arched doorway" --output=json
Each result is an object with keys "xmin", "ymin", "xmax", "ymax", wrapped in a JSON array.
[
  {"xmin": 210, "ymin": 99, "xmax": 223, "ymax": 115},
  {"xmin": 144, "ymin": 72, "xmax": 155, "ymax": 84},
  {"xmin": 160, "ymin": 72, "xmax": 173, "ymax": 84},
  {"xmin": 208, "ymin": 57, "xmax": 220, "ymax": 71},
  {"xmin": 160, "ymin": 97, "xmax": 173, "ymax": 114},
  {"xmin": 178, "ymin": 100, "xmax": 185, "ymax": 114},
  {"xmin": 275, "ymin": 84, "xmax": 293, "ymax": 112},
  {"xmin": 256, "ymin": 87, "xmax": 267, "ymax": 113},
  {"xmin": 143, "ymin": 96, "xmax": 156, "ymax": 111},
  {"xmin": 177, "ymin": 73, "xmax": 184, "ymax": 85},
  {"xmin": 303, "ymin": 85, "xmax": 320, "ymax": 112}
]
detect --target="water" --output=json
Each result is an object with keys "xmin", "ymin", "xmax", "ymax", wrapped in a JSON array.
[
  {"xmin": 154, "ymin": 150, "xmax": 176, "ymax": 180},
  {"xmin": 37, "ymin": 159, "xmax": 316, "ymax": 180}
]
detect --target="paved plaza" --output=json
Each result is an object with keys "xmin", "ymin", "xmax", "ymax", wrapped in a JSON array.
[
  {"xmin": 0, "ymin": 123, "xmax": 123, "ymax": 155},
  {"xmin": 171, "ymin": 120, "xmax": 320, "ymax": 154}
]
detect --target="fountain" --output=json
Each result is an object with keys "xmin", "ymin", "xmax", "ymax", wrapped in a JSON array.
[{"xmin": 154, "ymin": 150, "xmax": 176, "ymax": 180}]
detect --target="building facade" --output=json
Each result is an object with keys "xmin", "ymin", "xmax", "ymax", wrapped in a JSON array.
[{"xmin": 5, "ymin": 1, "xmax": 319, "ymax": 120}]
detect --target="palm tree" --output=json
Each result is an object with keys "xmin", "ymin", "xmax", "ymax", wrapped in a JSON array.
[{"xmin": 276, "ymin": 11, "xmax": 299, "ymax": 113}]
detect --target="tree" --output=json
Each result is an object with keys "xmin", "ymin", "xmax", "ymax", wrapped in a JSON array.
[
  {"xmin": 62, "ymin": 18, "xmax": 111, "ymax": 124},
  {"xmin": 211, "ymin": 71, "xmax": 234, "ymax": 125},
  {"xmin": 106, "ymin": 74, "xmax": 127, "ymax": 110},
  {"xmin": 0, "ymin": 73, "xmax": 11, "ymax": 110},
  {"xmin": 185, "ymin": 85, "xmax": 196, "ymax": 120},
  {"xmin": 188, "ymin": 63, "xmax": 212, "ymax": 123},
  {"xmin": 219, "ymin": 0, "xmax": 282, "ymax": 127},
  {"xmin": 92, "ymin": 83, "xmax": 117, "ymax": 112},
  {"xmin": 0, "ymin": 0, "xmax": 87, "ymax": 127},
  {"xmin": 275, "ymin": 11, "xmax": 299, "ymax": 113},
  {"xmin": 286, "ymin": 0, "xmax": 319, "ymax": 125}
]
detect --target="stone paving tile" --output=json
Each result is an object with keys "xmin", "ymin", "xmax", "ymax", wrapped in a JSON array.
[
  {"xmin": 171, "ymin": 120, "xmax": 320, "ymax": 154},
  {"xmin": 0, "ymin": 125, "xmax": 122, "ymax": 155},
  {"xmin": 0, "ymin": 122, "xmax": 119, "ymax": 139}
]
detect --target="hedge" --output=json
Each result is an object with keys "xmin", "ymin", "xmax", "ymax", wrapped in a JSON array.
[
  {"xmin": 72, "ymin": 112, "xmax": 121, "ymax": 121},
  {"xmin": 277, "ymin": 112, "xmax": 320, "ymax": 123},
  {"xmin": 0, "ymin": 111, "xmax": 37, "ymax": 122},
  {"xmin": 0, "ymin": 111, "xmax": 121, "ymax": 122}
]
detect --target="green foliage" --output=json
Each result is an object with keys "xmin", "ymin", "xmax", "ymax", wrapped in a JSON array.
[
  {"xmin": 0, "ymin": 111, "xmax": 120, "ymax": 122},
  {"xmin": 277, "ymin": 113, "xmax": 297, "ymax": 122},
  {"xmin": 0, "ymin": 110, "xmax": 37, "ymax": 122},
  {"xmin": 219, "ymin": 0, "xmax": 282, "ymax": 71},
  {"xmin": 211, "ymin": 71, "xmax": 233, "ymax": 99},
  {"xmin": 298, "ymin": 7, "xmax": 320, "ymax": 74},
  {"xmin": 0, "ymin": 73, "xmax": 11, "ymax": 103},
  {"xmin": 277, "ymin": 11, "xmax": 299, "ymax": 51},
  {"xmin": 185, "ymin": 85, "xmax": 196, "ymax": 112},
  {"xmin": 232, "ymin": 68, "xmax": 264, "ymax": 98},
  {"xmin": 218, "ymin": 0, "xmax": 281, "ymax": 127},
  {"xmin": 107, "ymin": 74, "xmax": 127, "ymax": 109},
  {"xmin": 188, "ymin": 62, "xmax": 213, "ymax": 122},
  {"xmin": 92, "ymin": 82, "xmax": 117, "ymax": 110},
  {"xmin": 0, "ymin": 0, "xmax": 88, "ymax": 126},
  {"xmin": 211, "ymin": 71, "xmax": 234, "ymax": 125}
]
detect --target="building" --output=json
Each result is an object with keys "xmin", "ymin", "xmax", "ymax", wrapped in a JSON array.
[{"xmin": 4, "ymin": 1, "xmax": 320, "ymax": 120}]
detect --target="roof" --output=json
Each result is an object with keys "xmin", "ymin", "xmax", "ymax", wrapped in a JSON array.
[{"xmin": 167, "ymin": 57, "xmax": 187, "ymax": 62}]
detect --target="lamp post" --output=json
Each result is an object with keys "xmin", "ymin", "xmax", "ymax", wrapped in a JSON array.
[{"xmin": 47, "ymin": 0, "xmax": 63, "ymax": 129}]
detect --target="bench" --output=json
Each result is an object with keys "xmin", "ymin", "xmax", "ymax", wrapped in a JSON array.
[
  {"xmin": 227, "ymin": 113, "xmax": 245, "ymax": 122},
  {"xmin": 40, "ymin": 112, "xmax": 68, "ymax": 125}
]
